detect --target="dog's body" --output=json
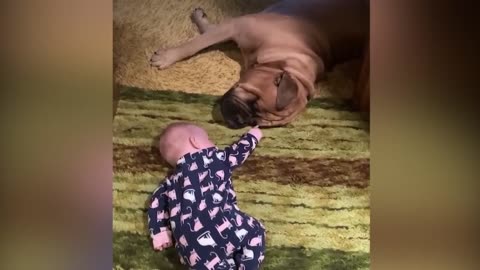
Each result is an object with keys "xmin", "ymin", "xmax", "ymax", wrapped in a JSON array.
[{"xmin": 151, "ymin": 0, "xmax": 369, "ymax": 128}]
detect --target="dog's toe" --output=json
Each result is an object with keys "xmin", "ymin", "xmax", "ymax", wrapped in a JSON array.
[{"xmin": 192, "ymin": 7, "xmax": 207, "ymax": 18}]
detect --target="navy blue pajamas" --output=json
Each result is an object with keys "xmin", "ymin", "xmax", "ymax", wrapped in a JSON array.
[{"xmin": 148, "ymin": 132, "xmax": 266, "ymax": 270}]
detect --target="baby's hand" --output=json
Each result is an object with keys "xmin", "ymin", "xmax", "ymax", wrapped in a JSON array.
[
  {"xmin": 152, "ymin": 230, "xmax": 173, "ymax": 251},
  {"xmin": 248, "ymin": 126, "xmax": 263, "ymax": 141}
]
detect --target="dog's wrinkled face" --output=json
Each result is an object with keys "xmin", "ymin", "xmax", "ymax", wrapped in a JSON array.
[{"xmin": 213, "ymin": 66, "xmax": 309, "ymax": 129}]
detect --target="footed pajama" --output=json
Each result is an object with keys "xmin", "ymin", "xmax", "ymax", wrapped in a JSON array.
[{"xmin": 148, "ymin": 133, "xmax": 266, "ymax": 270}]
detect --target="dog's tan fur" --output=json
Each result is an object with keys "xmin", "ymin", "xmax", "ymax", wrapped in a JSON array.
[{"xmin": 150, "ymin": 0, "xmax": 368, "ymax": 128}]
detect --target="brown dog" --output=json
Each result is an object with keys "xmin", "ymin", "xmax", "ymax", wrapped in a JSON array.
[{"xmin": 151, "ymin": 0, "xmax": 369, "ymax": 128}]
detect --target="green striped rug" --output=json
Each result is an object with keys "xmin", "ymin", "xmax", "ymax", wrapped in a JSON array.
[{"xmin": 113, "ymin": 87, "xmax": 370, "ymax": 269}]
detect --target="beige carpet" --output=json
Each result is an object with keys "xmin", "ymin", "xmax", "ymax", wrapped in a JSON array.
[{"xmin": 113, "ymin": 0, "xmax": 360, "ymax": 98}]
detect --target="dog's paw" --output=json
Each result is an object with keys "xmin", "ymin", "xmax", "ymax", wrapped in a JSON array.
[
  {"xmin": 150, "ymin": 49, "xmax": 179, "ymax": 69},
  {"xmin": 191, "ymin": 7, "xmax": 210, "ymax": 33},
  {"xmin": 192, "ymin": 8, "xmax": 207, "ymax": 19}
]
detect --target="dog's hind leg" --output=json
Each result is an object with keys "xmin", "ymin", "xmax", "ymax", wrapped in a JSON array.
[
  {"xmin": 150, "ymin": 13, "xmax": 236, "ymax": 69},
  {"xmin": 191, "ymin": 8, "xmax": 215, "ymax": 34}
]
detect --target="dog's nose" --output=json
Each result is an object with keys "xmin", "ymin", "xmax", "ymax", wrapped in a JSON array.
[
  {"xmin": 223, "ymin": 115, "xmax": 247, "ymax": 129},
  {"xmin": 227, "ymin": 122, "xmax": 239, "ymax": 129},
  {"xmin": 225, "ymin": 119, "xmax": 245, "ymax": 129},
  {"xmin": 230, "ymin": 115, "xmax": 256, "ymax": 129}
]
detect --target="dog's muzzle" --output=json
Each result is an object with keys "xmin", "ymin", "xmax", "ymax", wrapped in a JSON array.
[{"xmin": 212, "ymin": 96, "xmax": 257, "ymax": 129}]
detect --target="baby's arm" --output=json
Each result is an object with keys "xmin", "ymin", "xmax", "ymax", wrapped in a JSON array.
[
  {"xmin": 147, "ymin": 179, "xmax": 173, "ymax": 251},
  {"xmin": 224, "ymin": 126, "xmax": 263, "ymax": 170}
]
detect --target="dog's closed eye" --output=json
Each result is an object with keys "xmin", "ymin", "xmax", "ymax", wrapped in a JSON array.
[{"xmin": 274, "ymin": 73, "xmax": 284, "ymax": 86}]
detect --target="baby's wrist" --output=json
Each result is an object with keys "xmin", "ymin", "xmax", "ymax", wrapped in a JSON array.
[
  {"xmin": 159, "ymin": 226, "xmax": 169, "ymax": 232},
  {"xmin": 152, "ymin": 228, "xmax": 171, "ymax": 239}
]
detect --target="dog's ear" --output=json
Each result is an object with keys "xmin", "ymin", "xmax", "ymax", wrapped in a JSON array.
[{"xmin": 275, "ymin": 72, "xmax": 298, "ymax": 111}]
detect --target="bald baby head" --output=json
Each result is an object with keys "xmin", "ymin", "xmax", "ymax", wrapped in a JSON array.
[{"xmin": 158, "ymin": 122, "xmax": 214, "ymax": 166}]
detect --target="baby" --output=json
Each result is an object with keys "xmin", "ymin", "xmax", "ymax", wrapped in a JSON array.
[{"xmin": 148, "ymin": 122, "xmax": 266, "ymax": 270}]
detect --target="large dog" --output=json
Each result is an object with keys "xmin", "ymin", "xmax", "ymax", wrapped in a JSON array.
[{"xmin": 150, "ymin": 0, "xmax": 369, "ymax": 128}]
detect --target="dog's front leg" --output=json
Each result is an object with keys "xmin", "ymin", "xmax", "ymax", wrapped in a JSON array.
[{"xmin": 150, "ymin": 20, "xmax": 235, "ymax": 69}]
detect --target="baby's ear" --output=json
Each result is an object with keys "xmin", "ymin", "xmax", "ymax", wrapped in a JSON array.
[{"xmin": 189, "ymin": 136, "xmax": 201, "ymax": 149}]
